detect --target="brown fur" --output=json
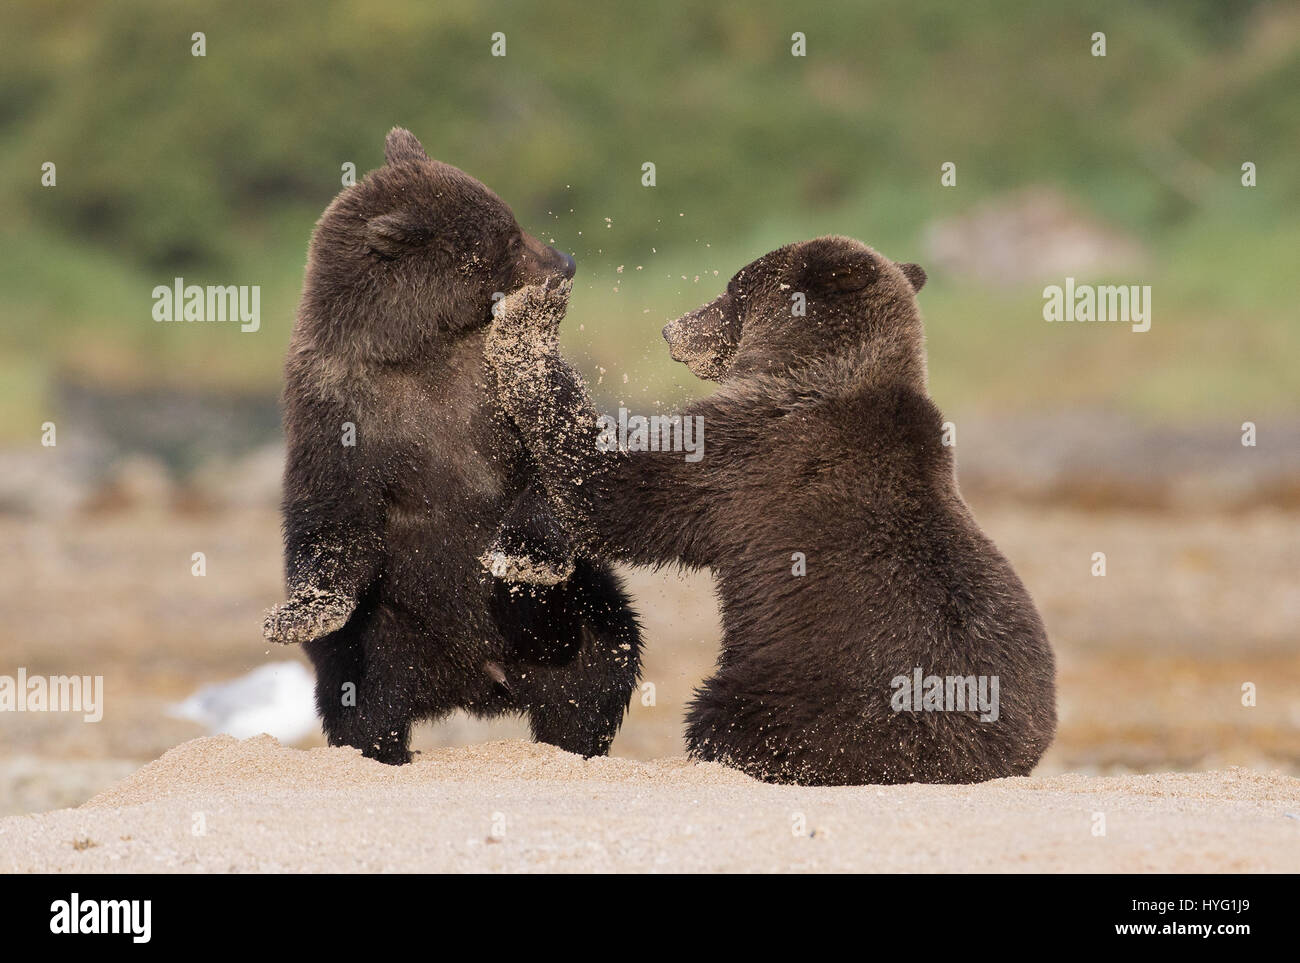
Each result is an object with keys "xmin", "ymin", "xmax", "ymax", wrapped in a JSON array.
[
  {"xmin": 264, "ymin": 129, "xmax": 641, "ymax": 764},
  {"xmin": 486, "ymin": 237, "xmax": 1056, "ymax": 785}
]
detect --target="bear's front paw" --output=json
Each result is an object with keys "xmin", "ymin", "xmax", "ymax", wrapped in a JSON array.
[
  {"xmin": 262, "ymin": 588, "xmax": 354, "ymax": 644},
  {"xmin": 490, "ymin": 278, "xmax": 572, "ymax": 344},
  {"xmin": 479, "ymin": 548, "xmax": 576, "ymax": 587}
]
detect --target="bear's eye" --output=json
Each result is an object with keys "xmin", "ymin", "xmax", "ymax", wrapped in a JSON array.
[{"xmin": 507, "ymin": 232, "xmax": 523, "ymax": 251}]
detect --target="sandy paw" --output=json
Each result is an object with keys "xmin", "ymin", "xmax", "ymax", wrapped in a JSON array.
[{"xmin": 480, "ymin": 549, "xmax": 574, "ymax": 586}]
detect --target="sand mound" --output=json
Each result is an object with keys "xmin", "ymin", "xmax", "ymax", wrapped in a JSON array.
[
  {"xmin": 87, "ymin": 735, "xmax": 748, "ymax": 808},
  {"xmin": 1, "ymin": 736, "xmax": 1296, "ymax": 872}
]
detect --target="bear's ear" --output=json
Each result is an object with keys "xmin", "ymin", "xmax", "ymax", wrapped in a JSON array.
[
  {"xmin": 365, "ymin": 211, "xmax": 432, "ymax": 257},
  {"xmin": 384, "ymin": 127, "xmax": 430, "ymax": 166},
  {"xmin": 898, "ymin": 262, "xmax": 927, "ymax": 293},
  {"xmin": 798, "ymin": 237, "xmax": 879, "ymax": 293}
]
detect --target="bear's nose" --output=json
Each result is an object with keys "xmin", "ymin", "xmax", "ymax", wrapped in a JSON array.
[
  {"xmin": 662, "ymin": 323, "xmax": 685, "ymax": 360},
  {"xmin": 558, "ymin": 250, "xmax": 576, "ymax": 279}
]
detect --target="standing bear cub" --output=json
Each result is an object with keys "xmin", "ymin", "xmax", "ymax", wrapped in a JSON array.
[
  {"xmin": 485, "ymin": 237, "xmax": 1056, "ymax": 784},
  {"xmin": 263, "ymin": 128, "xmax": 641, "ymax": 764}
]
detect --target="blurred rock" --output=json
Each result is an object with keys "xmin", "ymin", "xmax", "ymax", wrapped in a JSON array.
[
  {"xmin": 955, "ymin": 413, "xmax": 1300, "ymax": 512},
  {"xmin": 55, "ymin": 376, "xmax": 280, "ymax": 478},
  {"xmin": 0, "ymin": 376, "xmax": 283, "ymax": 518},
  {"xmin": 923, "ymin": 187, "xmax": 1147, "ymax": 287},
  {"xmin": 0, "ymin": 450, "xmax": 95, "ymax": 517},
  {"xmin": 82, "ymin": 454, "xmax": 174, "ymax": 514},
  {"xmin": 189, "ymin": 443, "xmax": 285, "ymax": 511}
]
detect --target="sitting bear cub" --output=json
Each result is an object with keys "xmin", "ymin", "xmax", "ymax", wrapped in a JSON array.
[
  {"xmin": 263, "ymin": 128, "xmax": 641, "ymax": 764},
  {"xmin": 485, "ymin": 236, "xmax": 1056, "ymax": 784}
]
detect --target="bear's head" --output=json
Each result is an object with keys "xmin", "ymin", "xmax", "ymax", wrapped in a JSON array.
[
  {"xmin": 662, "ymin": 236, "xmax": 928, "ymax": 389},
  {"xmin": 298, "ymin": 127, "xmax": 574, "ymax": 362}
]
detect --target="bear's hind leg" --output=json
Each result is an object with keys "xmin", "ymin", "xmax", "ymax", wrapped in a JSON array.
[
  {"xmin": 303, "ymin": 619, "xmax": 415, "ymax": 766},
  {"xmin": 522, "ymin": 639, "xmax": 636, "ymax": 758},
  {"xmin": 510, "ymin": 563, "xmax": 642, "ymax": 758}
]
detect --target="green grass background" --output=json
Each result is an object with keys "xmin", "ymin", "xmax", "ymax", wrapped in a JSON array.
[{"xmin": 1, "ymin": 0, "xmax": 1297, "ymax": 439}]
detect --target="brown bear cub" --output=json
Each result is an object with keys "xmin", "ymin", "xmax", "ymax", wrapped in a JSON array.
[
  {"xmin": 485, "ymin": 236, "xmax": 1056, "ymax": 785},
  {"xmin": 263, "ymin": 129, "xmax": 641, "ymax": 764}
]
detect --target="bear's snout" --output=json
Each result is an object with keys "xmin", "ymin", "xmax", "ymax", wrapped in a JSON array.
[
  {"xmin": 662, "ymin": 321, "xmax": 685, "ymax": 359},
  {"xmin": 516, "ymin": 230, "xmax": 576, "ymax": 285}
]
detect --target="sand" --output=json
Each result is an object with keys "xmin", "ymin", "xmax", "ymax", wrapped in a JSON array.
[
  {"xmin": 5, "ymin": 505, "xmax": 1297, "ymax": 810},
  {"xmin": 1, "ymin": 735, "xmax": 1296, "ymax": 873}
]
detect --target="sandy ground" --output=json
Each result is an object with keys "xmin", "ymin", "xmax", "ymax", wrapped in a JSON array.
[
  {"xmin": 1, "ymin": 735, "xmax": 1296, "ymax": 873},
  {"xmin": 1, "ymin": 500, "xmax": 1297, "ymax": 871},
  {"xmin": 3, "ymin": 505, "xmax": 1297, "ymax": 793}
]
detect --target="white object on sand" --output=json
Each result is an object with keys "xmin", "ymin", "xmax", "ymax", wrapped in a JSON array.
[{"xmin": 168, "ymin": 662, "xmax": 319, "ymax": 744}]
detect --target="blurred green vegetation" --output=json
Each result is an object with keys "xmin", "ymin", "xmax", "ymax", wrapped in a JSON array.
[{"xmin": 1, "ymin": 0, "xmax": 1298, "ymax": 439}]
